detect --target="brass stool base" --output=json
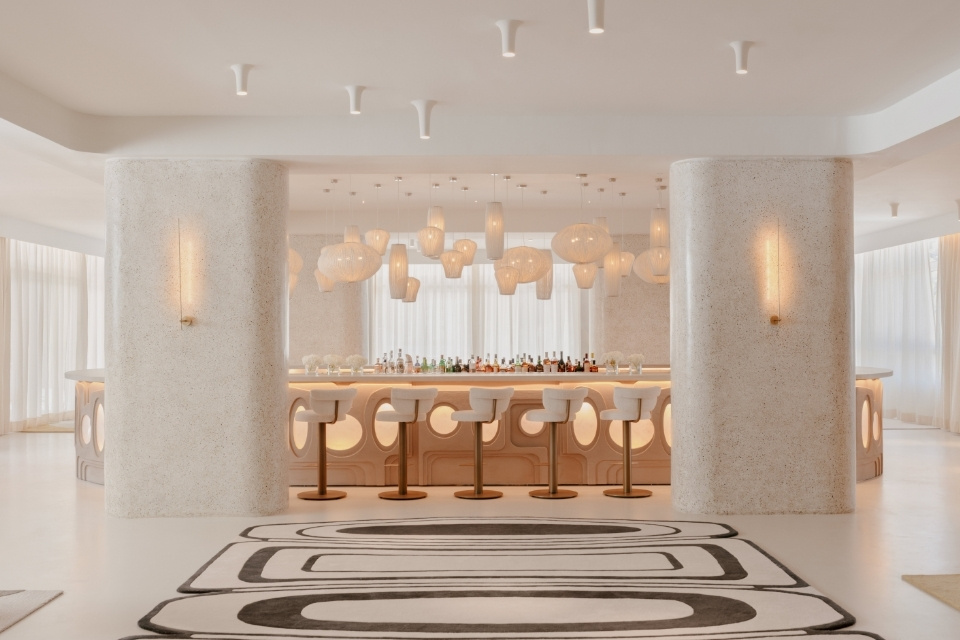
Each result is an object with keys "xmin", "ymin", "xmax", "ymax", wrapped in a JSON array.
[
  {"xmin": 603, "ymin": 487, "xmax": 652, "ymax": 498},
  {"xmin": 529, "ymin": 488, "xmax": 578, "ymax": 499},
  {"xmin": 378, "ymin": 490, "xmax": 427, "ymax": 500},
  {"xmin": 297, "ymin": 489, "xmax": 347, "ymax": 501},
  {"xmin": 454, "ymin": 489, "xmax": 503, "ymax": 500}
]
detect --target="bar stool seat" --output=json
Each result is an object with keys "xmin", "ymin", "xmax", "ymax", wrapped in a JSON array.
[
  {"xmin": 295, "ymin": 387, "xmax": 358, "ymax": 501},
  {"xmin": 599, "ymin": 385, "xmax": 661, "ymax": 498},
  {"xmin": 378, "ymin": 387, "xmax": 438, "ymax": 501},
  {"xmin": 451, "ymin": 387, "xmax": 514, "ymax": 500},
  {"xmin": 529, "ymin": 387, "xmax": 588, "ymax": 500}
]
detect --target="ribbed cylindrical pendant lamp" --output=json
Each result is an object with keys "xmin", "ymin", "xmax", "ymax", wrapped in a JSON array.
[{"xmin": 388, "ymin": 243, "xmax": 408, "ymax": 299}]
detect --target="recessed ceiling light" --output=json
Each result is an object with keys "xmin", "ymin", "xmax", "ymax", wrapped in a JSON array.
[
  {"xmin": 230, "ymin": 64, "xmax": 251, "ymax": 96},
  {"xmin": 588, "ymin": 0, "xmax": 604, "ymax": 34},
  {"xmin": 730, "ymin": 41, "xmax": 752, "ymax": 74},
  {"xmin": 496, "ymin": 20, "xmax": 520, "ymax": 57},
  {"xmin": 346, "ymin": 85, "xmax": 364, "ymax": 114}
]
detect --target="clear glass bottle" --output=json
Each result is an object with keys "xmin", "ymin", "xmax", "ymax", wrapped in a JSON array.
[
  {"xmin": 373, "ymin": 357, "xmax": 383, "ymax": 375},
  {"xmin": 413, "ymin": 357, "xmax": 421, "ymax": 374},
  {"xmin": 535, "ymin": 355, "xmax": 544, "ymax": 373},
  {"xmin": 396, "ymin": 349, "xmax": 405, "ymax": 374}
]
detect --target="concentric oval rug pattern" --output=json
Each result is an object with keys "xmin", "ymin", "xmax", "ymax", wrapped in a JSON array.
[{"xmin": 123, "ymin": 517, "xmax": 884, "ymax": 639}]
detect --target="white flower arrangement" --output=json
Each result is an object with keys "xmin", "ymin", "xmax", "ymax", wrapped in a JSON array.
[
  {"xmin": 322, "ymin": 354, "xmax": 344, "ymax": 367},
  {"xmin": 600, "ymin": 351, "xmax": 624, "ymax": 365},
  {"xmin": 345, "ymin": 354, "xmax": 367, "ymax": 369},
  {"xmin": 627, "ymin": 353, "xmax": 645, "ymax": 367},
  {"xmin": 301, "ymin": 354, "xmax": 322, "ymax": 370}
]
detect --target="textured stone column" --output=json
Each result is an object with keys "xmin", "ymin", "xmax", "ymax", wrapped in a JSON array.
[
  {"xmin": 670, "ymin": 158, "xmax": 854, "ymax": 514},
  {"xmin": 104, "ymin": 159, "xmax": 289, "ymax": 517}
]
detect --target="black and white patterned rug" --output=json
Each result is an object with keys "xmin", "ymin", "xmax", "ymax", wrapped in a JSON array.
[{"xmin": 124, "ymin": 517, "xmax": 884, "ymax": 639}]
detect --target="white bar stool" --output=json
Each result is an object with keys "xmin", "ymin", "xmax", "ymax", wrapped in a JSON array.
[
  {"xmin": 600, "ymin": 385, "xmax": 662, "ymax": 498},
  {"xmin": 528, "ymin": 387, "xmax": 588, "ymax": 499},
  {"xmin": 451, "ymin": 387, "xmax": 514, "ymax": 500},
  {"xmin": 295, "ymin": 387, "xmax": 358, "ymax": 501},
  {"xmin": 378, "ymin": 387, "xmax": 438, "ymax": 500}
]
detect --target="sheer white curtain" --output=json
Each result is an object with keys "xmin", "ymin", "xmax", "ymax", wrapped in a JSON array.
[
  {"xmin": 5, "ymin": 239, "xmax": 105, "ymax": 431},
  {"xmin": 855, "ymin": 238, "xmax": 939, "ymax": 424},
  {"xmin": 936, "ymin": 233, "xmax": 960, "ymax": 433},
  {"xmin": 366, "ymin": 262, "xmax": 584, "ymax": 363}
]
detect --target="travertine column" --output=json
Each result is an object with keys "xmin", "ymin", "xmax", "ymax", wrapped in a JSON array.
[
  {"xmin": 104, "ymin": 159, "xmax": 289, "ymax": 517},
  {"xmin": 670, "ymin": 158, "xmax": 854, "ymax": 514}
]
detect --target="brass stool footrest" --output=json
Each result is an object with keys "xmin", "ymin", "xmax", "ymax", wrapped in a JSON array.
[
  {"xmin": 603, "ymin": 487, "xmax": 652, "ymax": 498},
  {"xmin": 378, "ymin": 490, "xmax": 427, "ymax": 500},
  {"xmin": 529, "ymin": 488, "xmax": 578, "ymax": 499},
  {"xmin": 297, "ymin": 489, "xmax": 347, "ymax": 501},
  {"xmin": 454, "ymin": 489, "xmax": 502, "ymax": 500}
]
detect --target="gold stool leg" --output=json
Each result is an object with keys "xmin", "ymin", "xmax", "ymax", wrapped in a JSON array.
[
  {"xmin": 530, "ymin": 422, "xmax": 577, "ymax": 499},
  {"xmin": 456, "ymin": 422, "xmax": 502, "ymax": 499},
  {"xmin": 299, "ymin": 422, "xmax": 346, "ymax": 500},
  {"xmin": 380, "ymin": 421, "xmax": 427, "ymax": 500},
  {"xmin": 604, "ymin": 420, "xmax": 652, "ymax": 498}
]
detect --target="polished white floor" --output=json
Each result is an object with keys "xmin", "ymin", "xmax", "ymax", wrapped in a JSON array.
[{"xmin": 1, "ymin": 430, "xmax": 959, "ymax": 640}]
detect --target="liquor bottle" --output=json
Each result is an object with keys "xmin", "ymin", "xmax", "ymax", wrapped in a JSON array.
[
  {"xmin": 373, "ymin": 358, "xmax": 383, "ymax": 375},
  {"xmin": 492, "ymin": 355, "xmax": 500, "ymax": 373},
  {"xmin": 396, "ymin": 349, "xmax": 405, "ymax": 374},
  {"xmin": 566, "ymin": 356, "xmax": 573, "ymax": 372},
  {"xmin": 430, "ymin": 358, "xmax": 437, "ymax": 372},
  {"xmin": 453, "ymin": 357, "xmax": 461, "ymax": 373},
  {"xmin": 501, "ymin": 357, "xmax": 506, "ymax": 372},
  {"xmin": 438, "ymin": 354, "xmax": 446, "ymax": 374},
  {"xmin": 590, "ymin": 352, "xmax": 599, "ymax": 373},
  {"xmin": 536, "ymin": 355, "xmax": 544, "ymax": 372},
  {"xmin": 485, "ymin": 354, "xmax": 494, "ymax": 373},
  {"xmin": 413, "ymin": 357, "xmax": 422, "ymax": 374},
  {"xmin": 468, "ymin": 356, "xmax": 477, "ymax": 373}
]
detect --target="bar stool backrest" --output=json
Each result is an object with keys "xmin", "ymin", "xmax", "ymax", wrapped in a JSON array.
[
  {"xmin": 542, "ymin": 387, "xmax": 588, "ymax": 423},
  {"xmin": 309, "ymin": 388, "xmax": 358, "ymax": 423},
  {"xmin": 612, "ymin": 386, "xmax": 662, "ymax": 421},
  {"xmin": 390, "ymin": 387, "xmax": 439, "ymax": 422},
  {"xmin": 469, "ymin": 387, "xmax": 515, "ymax": 423}
]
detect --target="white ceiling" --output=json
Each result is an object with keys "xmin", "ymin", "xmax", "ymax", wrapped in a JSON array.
[{"xmin": 2, "ymin": 0, "xmax": 960, "ymax": 248}]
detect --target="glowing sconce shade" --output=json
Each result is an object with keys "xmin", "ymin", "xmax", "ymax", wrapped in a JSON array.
[
  {"xmin": 440, "ymin": 250, "xmax": 465, "ymax": 278},
  {"xmin": 764, "ymin": 222, "xmax": 782, "ymax": 325},
  {"xmin": 619, "ymin": 251, "xmax": 635, "ymax": 277},
  {"xmin": 485, "ymin": 202, "xmax": 505, "ymax": 260},
  {"xmin": 603, "ymin": 244, "xmax": 621, "ymax": 297},
  {"xmin": 314, "ymin": 268, "xmax": 335, "ymax": 293},
  {"xmin": 403, "ymin": 277, "xmax": 421, "ymax": 303},
  {"xmin": 536, "ymin": 250, "xmax": 554, "ymax": 300},
  {"xmin": 573, "ymin": 262, "xmax": 598, "ymax": 289},
  {"xmin": 177, "ymin": 219, "xmax": 196, "ymax": 327},
  {"xmin": 500, "ymin": 245, "xmax": 550, "ymax": 283},
  {"xmin": 453, "ymin": 238, "xmax": 478, "ymax": 265},
  {"xmin": 551, "ymin": 223, "xmax": 612, "ymax": 264},
  {"xmin": 365, "ymin": 228, "xmax": 390, "ymax": 256},
  {"xmin": 288, "ymin": 248, "xmax": 304, "ymax": 296},
  {"xmin": 495, "ymin": 265, "xmax": 520, "ymax": 295},
  {"xmin": 388, "ymin": 244, "xmax": 409, "ymax": 299}
]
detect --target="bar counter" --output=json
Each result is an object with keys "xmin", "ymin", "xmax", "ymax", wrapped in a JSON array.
[{"xmin": 67, "ymin": 366, "xmax": 890, "ymax": 488}]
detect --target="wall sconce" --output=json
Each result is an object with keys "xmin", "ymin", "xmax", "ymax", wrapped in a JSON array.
[
  {"xmin": 764, "ymin": 220, "xmax": 781, "ymax": 325},
  {"xmin": 177, "ymin": 219, "xmax": 195, "ymax": 327}
]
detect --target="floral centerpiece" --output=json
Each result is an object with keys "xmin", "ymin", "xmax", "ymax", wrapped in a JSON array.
[
  {"xmin": 627, "ymin": 353, "xmax": 645, "ymax": 375},
  {"xmin": 322, "ymin": 353, "xmax": 344, "ymax": 375},
  {"xmin": 600, "ymin": 351, "xmax": 624, "ymax": 375},
  {"xmin": 301, "ymin": 353, "xmax": 322, "ymax": 375},
  {"xmin": 345, "ymin": 354, "xmax": 367, "ymax": 375}
]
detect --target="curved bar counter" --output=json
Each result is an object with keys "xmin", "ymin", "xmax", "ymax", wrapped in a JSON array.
[{"xmin": 67, "ymin": 367, "xmax": 890, "ymax": 488}]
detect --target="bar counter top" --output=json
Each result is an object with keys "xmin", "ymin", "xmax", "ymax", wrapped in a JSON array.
[{"xmin": 65, "ymin": 366, "xmax": 893, "ymax": 383}]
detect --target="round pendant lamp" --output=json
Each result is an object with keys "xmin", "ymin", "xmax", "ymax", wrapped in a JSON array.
[
  {"xmin": 402, "ymin": 277, "xmax": 421, "ymax": 302},
  {"xmin": 551, "ymin": 223, "xmax": 612, "ymax": 264},
  {"xmin": 603, "ymin": 244, "xmax": 621, "ymax": 297},
  {"xmin": 388, "ymin": 243, "xmax": 409, "ymax": 299},
  {"xmin": 365, "ymin": 228, "xmax": 390, "ymax": 256},
  {"xmin": 633, "ymin": 249, "xmax": 670, "ymax": 284},
  {"xmin": 440, "ymin": 250, "xmax": 465, "ymax": 278},
  {"xmin": 314, "ymin": 268, "xmax": 335, "ymax": 293},
  {"xmin": 536, "ymin": 250, "xmax": 554, "ymax": 300},
  {"xmin": 500, "ymin": 245, "xmax": 550, "ymax": 283},
  {"xmin": 453, "ymin": 238, "xmax": 478, "ymax": 265},
  {"xmin": 485, "ymin": 202, "xmax": 505, "ymax": 260},
  {"xmin": 418, "ymin": 226, "xmax": 444, "ymax": 258},
  {"xmin": 495, "ymin": 265, "xmax": 519, "ymax": 295},
  {"xmin": 317, "ymin": 241, "xmax": 381, "ymax": 283},
  {"xmin": 573, "ymin": 262, "xmax": 598, "ymax": 289}
]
